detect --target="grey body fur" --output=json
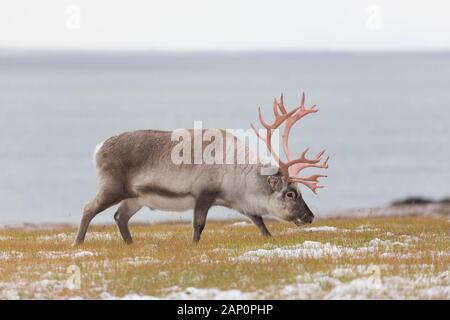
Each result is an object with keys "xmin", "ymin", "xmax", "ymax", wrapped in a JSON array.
[{"xmin": 74, "ymin": 129, "xmax": 314, "ymax": 244}]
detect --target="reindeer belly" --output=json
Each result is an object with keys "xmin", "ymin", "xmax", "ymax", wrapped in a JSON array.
[{"xmin": 137, "ymin": 193, "xmax": 196, "ymax": 212}]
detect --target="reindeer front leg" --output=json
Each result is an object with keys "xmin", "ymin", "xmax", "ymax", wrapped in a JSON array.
[
  {"xmin": 248, "ymin": 215, "xmax": 272, "ymax": 237},
  {"xmin": 192, "ymin": 192, "xmax": 217, "ymax": 243}
]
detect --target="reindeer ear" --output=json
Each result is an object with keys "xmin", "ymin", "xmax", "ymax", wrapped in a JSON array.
[{"xmin": 267, "ymin": 175, "xmax": 283, "ymax": 192}]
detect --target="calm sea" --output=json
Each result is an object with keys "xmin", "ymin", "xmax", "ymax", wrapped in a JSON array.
[{"xmin": 1, "ymin": 51, "xmax": 449, "ymax": 224}]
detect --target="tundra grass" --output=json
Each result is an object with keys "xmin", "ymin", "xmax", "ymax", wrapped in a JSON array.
[{"xmin": 0, "ymin": 216, "xmax": 449, "ymax": 299}]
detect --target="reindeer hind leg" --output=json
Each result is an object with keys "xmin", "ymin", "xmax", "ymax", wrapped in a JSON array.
[
  {"xmin": 114, "ymin": 199, "xmax": 142, "ymax": 244},
  {"xmin": 74, "ymin": 183, "xmax": 126, "ymax": 245}
]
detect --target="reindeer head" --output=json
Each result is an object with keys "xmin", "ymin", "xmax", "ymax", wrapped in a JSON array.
[{"xmin": 252, "ymin": 93, "xmax": 329, "ymax": 225}]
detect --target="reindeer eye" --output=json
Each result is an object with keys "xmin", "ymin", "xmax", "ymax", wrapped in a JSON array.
[{"xmin": 286, "ymin": 191, "xmax": 297, "ymax": 199}]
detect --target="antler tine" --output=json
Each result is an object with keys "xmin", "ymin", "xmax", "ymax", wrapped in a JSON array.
[
  {"xmin": 300, "ymin": 92, "xmax": 305, "ymax": 110},
  {"xmin": 289, "ymin": 174, "xmax": 327, "ymax": 194},
  {"xmin": 257, "ymin": 107, "xmax": 272, "ymax": 130},
  {"xmin": 273, "ymin": 97, "xmax": 282, "ymax": 117},
  {"xmin": 250, "ymin": 123, "xmax": 263, "ymax": 141},
  {"xmin": 253, "ymin": 92, "xmax": 329, "ymax": 194},
  {"xmin": 288, "ymin": 148, "xmax": 329, "ymax": 177},
  {"xmin": 323, "ymin": 155, "xmax": 330, "ymax": 167},
  {"xmin": 253, "ymin": 98, "xmax": 299, "ymax": 173},
  {"xmin": 290, "ymin": 174, "xmax": 327, "ymax": 184},
  {"xmin": 299, "ymin": 148, "xmax": 326, "ymax": 164},
  {"xmin": 282, "ymin": 93, "xmax": 319, "ymax": 162},
  {"xmin": 258, "ymin": 104, "xmax": 299, "ymax": 131},
  {"xmin": 251, "ymin": 123, "xmax": 281, "ymax": 163},
  {"xmin": 315, "ymin": 149, "xmax": 326, "ymax": 159},
  {"xmin": 282, "ymin": 93, "xmax": 330, "ymax": 193},
  {"xmin": 278, "ymin": 93, "xmax": 287, "ymax": 114}
]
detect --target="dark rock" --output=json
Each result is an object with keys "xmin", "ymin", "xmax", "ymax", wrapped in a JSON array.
[
  {"xmin": 391, "ymin": 197, "xmax": 434, "ymax": 206},
  {"xmin": 438, "ymin": 197, "xmax": 450, "ymax": 204}
]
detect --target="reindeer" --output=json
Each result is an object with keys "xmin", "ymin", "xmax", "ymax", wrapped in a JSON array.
[{"xmin": 74, "ymin": 93, "xmax": 329, "ymax": 245}]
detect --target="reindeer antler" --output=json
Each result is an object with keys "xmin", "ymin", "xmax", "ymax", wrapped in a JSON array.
[{"xmin": 251, "ymin": 92, "xmax": 329, "ymax": 194}]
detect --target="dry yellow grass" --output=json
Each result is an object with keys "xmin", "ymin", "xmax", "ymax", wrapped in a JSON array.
[{"xmin": 0, "ymin": 216, "xmax": 449, "ymax": 299}]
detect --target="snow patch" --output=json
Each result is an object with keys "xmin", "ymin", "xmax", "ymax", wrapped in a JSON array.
[
  {"xmin": 39, "ymin": 250, "xmax": 97, "ymax": 259},
  {"xmin": 125, "ymin": 256, "xmax": 162, "ymax": 266},
  {"xmin": 166, "ymin": 287, "xmax": 255, "ymax": 300},
  {"xmin": 302, "ymin": 226, "xmax": 339, "ymax": 232},
  {"xmin": 324, "ymin": 271, "xmax": 450, "ymax": 299},
  {"xmin": 229, "ymin": 222, "xmax": 251, "ymax": 227},
  {"xmin": 73, "ymin": 251, "xmax": 95, "ymax": 258},
  {"xmin": 236, "ymin": 237, "xmax": 423, "ymax": 262},
  {"xmin": 368, "ymin": 238, "xmax": 407, "ymax": 247},
  {"xmin": 102, "ymin": 287, "xmax": 255, "ymax": 300},
  {"xmin": 38, "ymin": 233, "xmax": 75, "ymax": 242},
  {"xmin": 354, "ymin": 225, "xmax": 380, "ymax": 232},
  {"xmin": 237, "ymin": 241, "xmax": 356, "ymax": 261},
  {"xmin": 0, "ymin": 251, "xmax": 25, "ymax": 260}
]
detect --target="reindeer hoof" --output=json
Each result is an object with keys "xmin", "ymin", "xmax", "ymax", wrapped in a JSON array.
[{"xmin": 71, "ymin": 240, "xmax": 83, "ymax": 247}]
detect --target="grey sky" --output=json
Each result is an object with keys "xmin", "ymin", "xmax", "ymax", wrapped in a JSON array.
[{"xmin": 1, "ymin": 0, "xmax": 450, "ymax": 51}]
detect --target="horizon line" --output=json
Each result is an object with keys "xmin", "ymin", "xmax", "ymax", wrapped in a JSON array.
[{"xmin": 2, "ymin": 46, "xmax": 450, "ymax": 55}]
